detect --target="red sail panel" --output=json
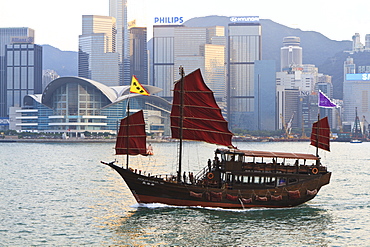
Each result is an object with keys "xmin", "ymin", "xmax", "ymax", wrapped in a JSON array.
[
  {"xmin": 310, "ymin": 116, "xmax": 330, "ymax": 152},
  {"xmin": 170, "ymin": 69, "xmax": 233, "ymax": 147},
  {"xmin": 115, "ymin": 110, "xmax": 147, "ymax": 155}
]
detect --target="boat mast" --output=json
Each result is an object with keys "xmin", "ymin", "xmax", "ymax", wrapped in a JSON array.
[
  {"xmin": 315, "ymin": 113, "xmax": 320, "ymax": 164},
  {"xmin": 126, "ymin": 100, "xmax": 130, "ymax": 169},
  {"xmin": 177, "ymin": 66, "xmax": 185, "ymax": 182}
]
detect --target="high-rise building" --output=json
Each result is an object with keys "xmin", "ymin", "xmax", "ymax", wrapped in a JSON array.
[
  {"xmin": 130, "ymin": 27, "xmax": 148, "ymax": 85},
  {"xmin": 352, "ymin": 33, "xmax": 364, "ymax": 52},
  {"xmin": 153, "ymin": 25, "xmax": 226, "ymax": 103},
  {"xmin": 227, "ymin": 18, "xmax": 262, "ymax": 130},
  {"xmin": 0, "ymin": 27, "xmax": 38, "ymax": 118},
  {"xmin": 365, "ymin": 34, "xmax": 370, "ymax": 52},
  {"xmin": 152, "ymin": 25, "xmax": 178, "ymax": 100},
  {"xmin": 280, "ymin": 36, "xmax": 302, "ymax": 71},
  {"xmin": 78, "ymin": 15, "xmax": 119, "ymax": 87},
  {"xmin": 109, "ymin": 0, "xmax": 130, "ymax": 85},
  {"xmin": 0, "ymin": 28, "xmax": 36, "ymax": 118},
  {"xmin": 254, "ymin": 60, "xmax": 276, "ymax": 131},
  {"xmin": 343, "ymin": 59, "xmax": 370, "ymax": 123},
  {"xmin": 42, "ymin": 69, "xmax": 59, "ymax": 90},
  {"xmin": 5, "ymin": 43, "xmax": 42, "ymax": 115}
]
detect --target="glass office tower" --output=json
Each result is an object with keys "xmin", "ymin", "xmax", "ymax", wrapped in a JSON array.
[
  {"xmin": 130, "ymin": 27, "xmax": 148, "ymax": 85},
  {"xmin": 228, "ymin": 20, "xmax": 262, "ymax": 130},
  {"xmin": 0, "ymin": 27, "xmax": 35, "ymax": 117},
  {"xmin": 5, "ymin": 43, "xmax": 42, "ymax": 114},
  {"xmin": 109, "ymin": 0, "xmax": 130, "ymax": 85},
  {"xmin": 78, "ymin": 15, "xmax": 119, "ymax": 87}
]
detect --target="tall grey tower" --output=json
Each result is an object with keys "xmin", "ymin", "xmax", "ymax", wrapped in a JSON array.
[
  {"xmin": 227, "ymin": 17, "xmax": 262, "ymax": 130},
  {"xmin": 280, "ymin": 36, "xmax": 302, "ymax": 71},
  {"xmin": 0, "ymin": 28, "xmax": 37, "ymax": 118},
  {"xmin": 78, "ymin": 15, "xmax": 119, "ymax": 86},
  {"xmin": 109, "ymin": 0, "xmax": 130, "ymax": 85}
]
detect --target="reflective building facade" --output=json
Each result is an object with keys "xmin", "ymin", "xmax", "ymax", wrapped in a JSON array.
[
  {"xmin": 5, "ymin": 43, "xmax": 42, "ymax": 115},
  {"xmin": 0, "ymin": 27, "xmax": 36, "ymax": 118},
  {"xmin": 227, "ymin": 20, "xmax": 262, "ymax": 130},
  {"xmin": 109, "ymin": 0, "xmax": 130, "ymax": 85},
  {"xmin": 153, "ymin": 25, "xmax": 226, "ymax": 105},
  {"xmin": 78, "ymin": 15, "xmax": 119, "ymax": 87},
  {"xmin": 130, "ymin": 27, "xmax": 148, "ymax": 85}
]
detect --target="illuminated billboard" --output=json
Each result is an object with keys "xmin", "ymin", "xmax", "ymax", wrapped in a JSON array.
[
  {"xmin": 154, "ymin": 17, "xmax": 184, "ymax": 24},
  {"xmin": 229, "ymin": 16, "xmax": 259, "ymax": 23},
  {"xmin": 10, "ymin": 36, "xmax": 34, "ymax": 44},
  {"xmin": 346, "ymin": 73, "xmax": 370, "ymax": 81}
]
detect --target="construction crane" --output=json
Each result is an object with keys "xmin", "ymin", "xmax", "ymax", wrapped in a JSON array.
[{"xmin": 280, "ymin": 113, "xmax": 295, "ymax": 139}]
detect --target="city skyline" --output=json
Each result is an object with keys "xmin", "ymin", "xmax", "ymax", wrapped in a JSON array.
[{"xmin": 1, "ymin": 0, "xmax": 370, "ymax": 51}]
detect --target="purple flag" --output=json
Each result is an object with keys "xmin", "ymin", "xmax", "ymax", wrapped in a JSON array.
[{"xmin": 318, "ymin": 90, "xmax": 337, "ymax": 108}]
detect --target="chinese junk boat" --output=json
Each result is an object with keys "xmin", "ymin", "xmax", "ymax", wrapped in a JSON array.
[{"xmin": 101, "ymin": 68, "xmax": 331, "ymax": 209}]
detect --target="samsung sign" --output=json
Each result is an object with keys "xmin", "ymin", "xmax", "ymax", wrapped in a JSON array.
[
  {"xmin": 230, "ymin": 16, "xmax": 260, "ymax": 23},
  {"xmin": 154, "ymin": 17, "xmax": 184, "ymax": 24},
  {"xmin": 346, "ymin": 73, "xmax": 370, "ymax": 81}
]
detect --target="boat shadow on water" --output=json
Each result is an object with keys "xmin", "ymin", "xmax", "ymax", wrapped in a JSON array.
[{"xmin": 109, "ymin": 204, "xmax": 333, "ymax": 246}]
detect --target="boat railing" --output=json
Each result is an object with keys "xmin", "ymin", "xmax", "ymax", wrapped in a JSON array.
[
  {"xmin": 194, "ymin": 165, "xmax": 210, "ymax": 181},
  {"xmin": 239, "ymin": 161, "xmax": 325, "ymax": 175}
]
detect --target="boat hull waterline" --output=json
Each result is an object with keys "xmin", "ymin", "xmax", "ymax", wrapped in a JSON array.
[{"xmin": 106, "ymin": 163, "xmax": 331, "ymax": 209}]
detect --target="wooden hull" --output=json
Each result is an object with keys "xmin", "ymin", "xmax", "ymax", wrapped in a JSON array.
[{"xmin": 107, "ymin": 164, "xmax": 331, "ymax": 209}]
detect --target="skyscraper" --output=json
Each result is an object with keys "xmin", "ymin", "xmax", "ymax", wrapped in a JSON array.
[
  {"xmin": 0, "ymin": 27, "xmax": 37, "ymax": 118},
  {"xmin": 5, "ymin": 43, "xmax": 42, "ymax": 115},
  {"xmin": 254, "ymin": 60, "xmax": 276, "ymax": 131},
  {"xmin": 130, "ymin": 27, "xmax": 148, "ymax": 85},
  {"xmin": 227, "ymin": 17, "xmax": 262, "ymax": 130},
  {"xmin": 78, "ymin": 15, "xmax": 119, "ymax": 87},
  {"xmin": 343, "ymin": 59, "xmax": 370, "ymax": 123},
  {"xmin": 109, "ymin": 0, "xmax": 130, "ymax": 85},
  {"xmin": 153, "ymin": 25, "xmax": 177, "ymax": 100},
  {"xmin": 280, "ymin": 36, "xmax": 302, "ymax": 71},
  {"xmin": 153, "ymin": 25, "xmax": 226, "ymax": 104}
]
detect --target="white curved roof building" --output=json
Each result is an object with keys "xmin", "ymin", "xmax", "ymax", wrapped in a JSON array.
[{"xmin": 14, "ymin": 77, "xmax": 171, "ymax": 136}]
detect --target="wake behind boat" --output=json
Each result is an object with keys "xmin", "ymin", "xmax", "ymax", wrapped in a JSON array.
[{"xmin": 101, "ymin": 68, "xmax": 331, "ymax": 209}]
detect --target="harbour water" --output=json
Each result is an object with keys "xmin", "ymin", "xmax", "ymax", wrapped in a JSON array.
[{"xmin": 1, "ymin": 141, "xmax": 369, "ymax": 246}]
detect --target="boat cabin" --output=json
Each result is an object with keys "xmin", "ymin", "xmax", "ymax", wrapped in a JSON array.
[{"xmin": 200, "ymin": 148, "xmax": 327, "ymax": 189}]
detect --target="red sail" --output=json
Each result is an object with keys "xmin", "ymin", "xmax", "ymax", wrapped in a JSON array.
[
  {"xmin": 170, "ymin": 69, "xmax": 233, "ymax": 147},
  {"xmin": 115, "ymin": 110, "xmax": 147, "ymax": 155},
  {"xmin": 310, "ymin": 116, "xmax": 330, "ymax": 152}
]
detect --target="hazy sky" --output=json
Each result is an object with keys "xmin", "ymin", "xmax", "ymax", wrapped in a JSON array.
[{"xmin": 1, "ymin": 0, "xmax": 369, "ymax": 51}]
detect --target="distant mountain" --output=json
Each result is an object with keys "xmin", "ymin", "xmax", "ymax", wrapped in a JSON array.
[
  {"xmin": 184, "ymin": 16, "xmax": 352, "ymax": 68},
  {"xmin": 42, "ymin": 45, "xmax": 78, "ymax": 77}
]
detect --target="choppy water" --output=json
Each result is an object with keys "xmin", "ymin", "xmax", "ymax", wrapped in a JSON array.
[{"xmin": 1, "ymin": 141, "xmax": 369, "ymax": 246}]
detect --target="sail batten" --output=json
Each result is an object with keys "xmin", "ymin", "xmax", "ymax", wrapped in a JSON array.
[
  {"xmin": 170, "ymin": 69, "xmax": 233, "ymax": 147},
  {"xmin": 310, "ymin": 116, "xmax": 330, "ymax": 152},
  {"xmin": 115, "ymin": 110, "xmax": 147, "ymax": 156}
]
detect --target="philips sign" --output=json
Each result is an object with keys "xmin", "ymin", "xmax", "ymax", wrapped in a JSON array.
[
  {"xmin": 346, "ymin": 73, "xmax": 370, "ymax": 81},
  {"xmin": 230, "ymin": 16, "xmax": 260, "ymax": 23},
  {"xmin": 154, "ymin": 17, "xmax": 184, "ymax": 24}
]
